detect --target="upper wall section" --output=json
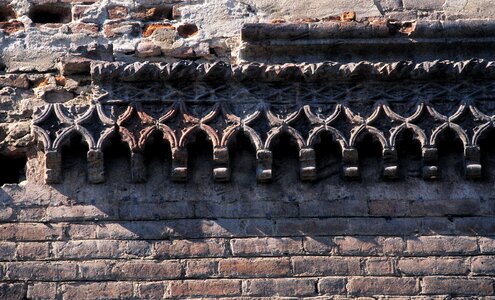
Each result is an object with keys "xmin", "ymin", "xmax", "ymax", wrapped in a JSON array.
[{"xmin": 1, "ymin": 0, "xmax": 495, "ymax": 71}]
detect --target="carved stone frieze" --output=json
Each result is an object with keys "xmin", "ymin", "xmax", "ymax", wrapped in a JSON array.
[{"xmin": 31, "ymin": 62, "xmax": 495, "ymax": 183}]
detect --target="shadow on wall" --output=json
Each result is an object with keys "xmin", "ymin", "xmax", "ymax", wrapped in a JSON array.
[{"xmin": 1, "ymin": 128, "xmax": 495, "ymax": 240}]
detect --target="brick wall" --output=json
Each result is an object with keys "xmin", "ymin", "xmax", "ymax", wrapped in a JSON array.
[{"xmin": 1, "ymin": 148, "xmax": 494, "ymax": 299}]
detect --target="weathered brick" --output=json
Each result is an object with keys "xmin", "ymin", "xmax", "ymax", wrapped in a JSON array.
[
  {"xmin": 334, "ymin": 236, "xmax": 405, "ymax": 255},
  {"xmin": 46, "ymin": 205, "xmax": 114, "ymax": 221},
  {"xmin": 61, "ymin": 282, "xmax": 134, "ymax": 299},
  {"xmin": 472, "ymin": 256, "xmax": 495, "ymax": 275},
  {"xmin": 108, "ymin": 6, "xmax": 128, "ymax": 19},
  {"xmin": 365, "ymin": 258, "xmax": 395, "ymax": 275},
  {"xmin": 16, "ymin": 242, "xmax": 50, "ymax": 260},
  {"xmin": 0, "ymin": 283, "xmax": 26, "ymax": 300},
  {"xmin": 406, "ymin": 236, "xmax": 478, "ymax": 255},
  {"xmin": 185, "ymin": 259, "xmax": 219, "ymax": 278},
  {"xmin": 118, "ymin": 202, "xmax": 194, "ymax": 220},
  {"xmin": 292, "ymin": 257, "xmax": 361, "ymax": 276},
  {"xmin": 0, "ymin": 223, "xmax": 63, "ymax": 241},
  {"xmin": 318, "ymin": 277, "xmax": 347, "ymax": 295},
  {"xmin": 126, "ymin": 240, "xmax": 152, "ymax": 257},
  {"xmin": 299, "ymin": 199, "xmax": 368, "ymax": 217},
  {"xmin": 230, "ymin": 237, "xmax": 303, "ymax": 256},
  {"xmin": 138, "ymin": 282, "xmax": 166, "ymax": 299},
  {"xmin": 52, "ymin": 240, "xmax": 125, "ymax": 259},
  {"xmin": 218, "ymin": 258, "xmax": 291, "ymax": 277},
  {"xmin": 195, "ymin": 201, "xmax": 299, "ymax": 218},
  {"xmin": 169, "ymin": 280, "xmax": 241, "ymax": 297},
  {"xmin": 96, "ymin": 220, "xmax": 242, "ymax": 240},
  {"xmin": 0, "ymin": 242, "xmax": 16, "ymax": 260},
  {"xmin": 479, "ymin": 237, "xmax": 495, "ymax": 253},
  {"xmin": 397, "ymin": 257, "xmax": 468, "ymax": 275},
  {"xmin": 77, "ymin": 261, "xmax": 113, "ymax": 280},
  {"xmin": 275, "ymin": 218, "xmax": 348, "ymax": 236},
  {"xmin": 6, "ymin": 261, "xmax": 77, "ymax": 281},
  {"xmin": 67, "ymin": 224, "xmax": 97, "ymax": 239},
  {"xmin": 243, "ymin": 278, "xmax": 316, "ymax": 297},
  {"xmin": 27, "ymin": 282, "xmax": 57, "ymax": 300},
  {"xmin": 348, "ymin": 277, "xmax": 419, "ymax": 296},
  {"xmin": 303, "ymin": 237, "xmax": 336, "ymax": 254},
  {"xmin": 422, "ymin": 277, "xmax": 494, "ymax": 295},
  {"xmin": 113, "ymin": 260, "xmax": 182, "ymax": 280},
  {"xmin": 153, "ymin": 238, "xmax": 226, "ymax": 258}
]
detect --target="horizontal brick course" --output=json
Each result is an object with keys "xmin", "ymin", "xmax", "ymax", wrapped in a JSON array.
[
  {"xmin": 292, "ymin": 256, "xmax": 361, "ymax": 276},
  {"xmin": 168, "ymin": 280, "xmax": 241, "ymax": 297},
  {"xmin": 242, "ymin": 278, "xmax": 316, "ymax": 297},
  {"xmin": 219, "ymin": 258, "xmax": 291, "ymax": 277},
  {"xmin": 397, "ymin": 257, "xmax": 468, "ymax": 275},
  {"xmin": 348, "ymin": 277, "xmax": 419, "ymax": 296},
  {"xmin": 421, "ymin": 277, "xmax": 494, "ymax": 295}
]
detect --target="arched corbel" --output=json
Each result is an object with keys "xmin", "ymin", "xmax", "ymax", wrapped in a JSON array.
[
  {"xmin": 422, "ymin": 146, "xmax": 439, "ymax": 180},
  {"xmin": 87, "ymin": 149, "xmax": 104, "ymax": 184},
  {"xmin": 45, "ymin": 150, "xmax": 62, "ymax": 184},
  {"xmin": 342, "ymin": 147, "xmax": 359, "ymax": 180},
  {"xmin": 465, "ymin": 145, "xmax": 481, "ymax": 180},
  {"xmin": 383, "ymin": 147, "xmax": 399, "ymax": 180},
  {"xmin": 256, "ymin": 149, "xmax": 272, "ymax": 183},
  {"xmin": 213, "ymin": 147, "xmax": 230, "ymax": 182},
  {"xmin": 299, "ymin": 147, "xmax": 316, "ymax": 181},
  {"xmin": 171, "ymin": 147, "xmax": 187, "ymax": 182}
]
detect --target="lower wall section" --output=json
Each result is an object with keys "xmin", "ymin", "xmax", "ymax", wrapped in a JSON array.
[
  {"xmin": 2, "ymin": 178, "xmax": 495, "ymax": 299},
  {"xmin": 0, "ymin": 235, "xmax": 494, "ymax": 298}
]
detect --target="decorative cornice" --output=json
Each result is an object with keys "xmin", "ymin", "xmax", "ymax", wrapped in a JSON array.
[
  {"xmin": 91, "ymin": 60, "xmax": 495, "ymax": 82},
  {"xmin": 240, "ymin": 20, "xmax": 495, "ymax": 63},
  {"xmin": 32, "ymin": 65, "xmax": 495, "ymax": 183}
]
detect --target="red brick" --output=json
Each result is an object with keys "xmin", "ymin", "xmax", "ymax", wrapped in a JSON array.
[
  {"xmin": 0, "ymin": 242, "xmax": 16, "ymax": 260},
  {"xmin": 61, "ymin": 282, "xmax": 134, "ymax": 299},
  {"xmin": 108, "ymin": 6, "xmax": 128, "ymax": 19},
  {"xmin": 472, "ymin": 256, "xmax": 495, "ymax": 275},
  {"xmin": 185, "ymin": 259, "xmax": 218, "ymax": 278},
  {"xmin": 406, "ymin": 236, "xmax": 478, "ymax": 255},
  {"xmin": 318, "ymin": 277, "xmax": 347, "ymax": 295},
  {"xmin": 365, "ymin": 258, "xmax": 395, "ymax": 275},
  {"xmin": 77, "ymin": 261, "xmax": 113, "ymax": 280},
  {"xmin": 292, "ymin": 256, "xmax": 361, "ymax": 276},
  {"xmin": 153, "ymin": 239, "xmax": 226, "ymax": 258},
  {"xmin": 397, "ymin": 257, "xmax": 468, "ymax": 275},
  {"xmin": 0, "ymin": 223, "xmax": 63, "ymax": 241},
  {"xmin": 16, "ymin": 242, "xmax": 50, "ymax": 260},
  {"xmin": 348, "ymin": 277, "xmax": 419, "ymax": 296},
  {"xmin": 169, "ymin": 280, "xmax": 241, "ymax": 297},
  {"xmin": 113, "ymin": 260, "xmax": 182, "ymax": 280},
  {"xmin": 303, "ymin": 237, "xmax": 336, "ymax": 254},
  {"xmin": 0, "ymin": 283, "xmax": 26, "ymax": 300},
  {"xmin": 27, "ymin": 282, "xmax": 57, "ymax": 299},
  {"xmin": 230, "ymin": 237, "xmax": 303, "ymax": 256},
  {"xmin": 422, "ymin": 277, "xmax": 494, "ymax": 295},
  {"xmin": 46, "ymin": 205, "xmax": 113, "ymax": 221},
  {"xmin": 52, "ymin": 240, "xmax": 125, "ymax": 259},
  {"xmin": 218, "ymin": 258, "xmax": 291, "ymax": 277},
  {"xmin": 243, "ymin": 278, "xmax": 316, "ymax": 297},
  {"xmin": 138, "ymin": 282, "xmax": 166, "ymax": 299},
  {"xmin": 334, "ymin": 236, "xmax": 405, "ymax": 255},
  {"xmin": 6, "ymin": 261, "xmax": 77, "ymax": 281}
]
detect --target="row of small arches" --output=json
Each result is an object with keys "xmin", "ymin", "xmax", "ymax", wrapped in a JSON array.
[{"xmin": 38, "ymin": 125, "xmax": 495, "ymax": 184}]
